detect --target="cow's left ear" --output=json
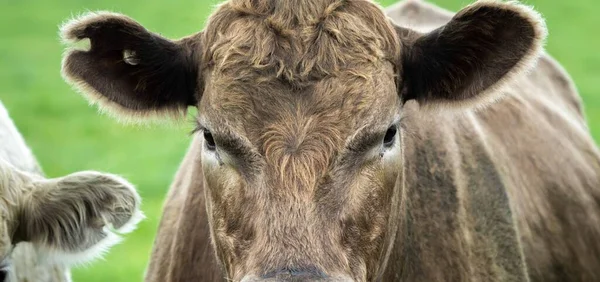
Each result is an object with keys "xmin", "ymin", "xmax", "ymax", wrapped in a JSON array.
[
  {"xmin": 16, "ymin": 171, "xmax": 143, "ymax": 264},
  {"xmin": 61, "ymin": 12, "xmax": 201, "ymax": 119},
  {"xmin": 394, "ymin": 0, "xmax": 547, "ymax": 109}
]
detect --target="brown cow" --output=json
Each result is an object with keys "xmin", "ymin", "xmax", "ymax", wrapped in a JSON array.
[{"xmin": 60, "ymin": 0, "xmax": 600, "ymax": 281}]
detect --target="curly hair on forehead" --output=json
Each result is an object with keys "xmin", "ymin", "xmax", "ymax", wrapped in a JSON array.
[{"xmin": 202, "ymin": 0, "xmax": 400, "ymax": 87}]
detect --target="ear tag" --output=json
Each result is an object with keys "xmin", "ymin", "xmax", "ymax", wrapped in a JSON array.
[{"xmin": 123, "ymin": 50, "xmax": 140, "ymax": 65}]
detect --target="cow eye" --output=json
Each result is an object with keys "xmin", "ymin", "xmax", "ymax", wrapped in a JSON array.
[
  {"xmin": 203, "ymin": 130, "xmax": 216, "ymax": 151},
  {"xmin": 383, "ymin": 125, "xmax": 397, "ymax": 148}
]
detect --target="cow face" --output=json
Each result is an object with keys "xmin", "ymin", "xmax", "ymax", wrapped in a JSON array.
[
  {"xmin": 0, "ymin": 159, "xmax": 143, "ymax": 278},
  {"xmin": 60, "ymin": 0, "xmax": 545, "ymax": 280}
]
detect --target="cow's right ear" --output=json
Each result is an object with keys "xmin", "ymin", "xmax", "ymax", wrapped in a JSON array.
[{"xmin": 61, "ymin": 12, "xmax": 201, "ymax": 120}]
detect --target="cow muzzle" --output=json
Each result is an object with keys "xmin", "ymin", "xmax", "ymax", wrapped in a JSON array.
[{"xmin": 241, "ymin": 268, "xmax": 353, "ymax": 282}]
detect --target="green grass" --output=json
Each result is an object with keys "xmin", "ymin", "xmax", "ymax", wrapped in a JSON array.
[{"xmin": 0, "ymin": 0, "xmax": 598, "ymax": 281}]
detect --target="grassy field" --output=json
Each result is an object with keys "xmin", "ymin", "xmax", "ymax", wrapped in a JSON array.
[{"xmin": 0, "ymin": 0, "xmax": 598, "ymax": 281}]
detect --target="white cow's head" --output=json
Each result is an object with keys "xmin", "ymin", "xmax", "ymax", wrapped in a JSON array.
[{"xmin": 0, "ymin": 159, "xmax": 143, "ymax": 278}]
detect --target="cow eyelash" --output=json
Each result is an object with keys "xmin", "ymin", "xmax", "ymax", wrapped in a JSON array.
[
  {"xmin": 191, "ymin": 122, "xmax": 254, "ymax": 158},
  {"xmin": 190, "ymin": 122, "xmax": 205, "ymax": 136},
  {"xmin": 190, "ymin": 123, "xmax": 217, "ymax": 150}
]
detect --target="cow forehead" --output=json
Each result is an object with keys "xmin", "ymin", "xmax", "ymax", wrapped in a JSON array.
[
  {"xmin": 198, "ymin": 0, "xmax": 401, "ymax": 144},
  {"xmin": 201, "ymin": 0, "xmax": 399, "ymax": 85},
  {"xmin": 202, "ymin": 64, "xmax": 399, "ymax": 143}
]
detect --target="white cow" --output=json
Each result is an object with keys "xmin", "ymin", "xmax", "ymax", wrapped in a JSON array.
[{"xmin": 0, "ymin": 100, "xmax": 144, "ymax": 281}]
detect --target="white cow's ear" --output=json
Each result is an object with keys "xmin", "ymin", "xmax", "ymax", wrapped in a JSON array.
[{"xmin": 16, "ymin": 171, "xmax": 144, "ymax": 265}]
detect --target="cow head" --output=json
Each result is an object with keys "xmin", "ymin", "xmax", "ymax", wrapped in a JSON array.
[
  {"xmin": 60, "ymin": 0, "xmax": 545, "ymax": 280},
  {"xmin": 0, "ymin": 159, "xmax": 143, "ymax": 276}
]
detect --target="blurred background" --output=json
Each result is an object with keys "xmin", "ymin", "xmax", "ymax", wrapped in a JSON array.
[{"xmin": 0, "ymin": 0, "xmax": 598, "ymax": 281}]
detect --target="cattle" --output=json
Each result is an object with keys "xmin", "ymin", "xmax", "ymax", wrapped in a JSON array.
[
  {"xmin": 60, "ymin": 0, "xmax": 600, "ymax": 281},
  {"xmin": 0, "ymin": 100, "xmax": 144, "ymax": 282}
]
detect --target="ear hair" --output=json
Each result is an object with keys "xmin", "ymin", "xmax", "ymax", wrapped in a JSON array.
[
  {"xmin": 60, "ymin": 11, "xmax": 201, "ymax": 124},
  {"xmin": 15, "ymin": 171, "xmax": 144, "ymax": 266},
  {"xmin": 395, "ymin": 0, "xmax": 547, "ymax": 111}
]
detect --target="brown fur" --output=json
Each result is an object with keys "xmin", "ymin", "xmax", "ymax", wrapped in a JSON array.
[{"xmin": 60, "ymin": 0, "xmax": 600, "ymax": 281}]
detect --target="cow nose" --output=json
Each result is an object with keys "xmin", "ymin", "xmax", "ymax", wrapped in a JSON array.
[
  {"xmin": 267, "ymin": 269, "xmax": 323, "ymax": 281},
  {"xmin": 240, "ymin": 268, "xmax": 353, "ymax": 282}
]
